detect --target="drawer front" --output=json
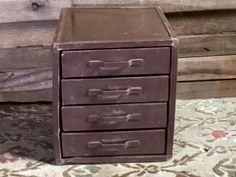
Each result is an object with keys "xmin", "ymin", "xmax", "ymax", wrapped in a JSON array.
[
  {"xmin": 61, "ymin": 130, "xmax": 166, "ymax": 157},
  {"xmin": 61, "ymin": 76, "xmax": 169, "ymax": 105},
  {"xmin": 61, "ymin": 48, "xmax": 170, "ymax": 78},
  {"xmin": 62, "ymin": 103, "xmax": 167, "ymax": 131}
]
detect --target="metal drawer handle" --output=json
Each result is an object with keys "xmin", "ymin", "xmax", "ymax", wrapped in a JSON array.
[
  {"xmin": 88, "ymin": 139, "xmax": 140, "ymax": 152},
  {"xmin": 88, "ymin": 87, "xmax": 142, "ymax": 99},
  {"xmin": 88, "ymin": 113, "xmax": 141, "ymax": 125},
  {"xmin": 88, "ymin": 58, "xmax": 144, "ymax": 71}
]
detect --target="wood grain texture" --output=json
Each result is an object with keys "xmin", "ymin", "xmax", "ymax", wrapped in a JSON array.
[
  {"xmin": 0, "ymin": 67, "xmax": 52, "ymax": 102},
  {"xmin": 166, "ymin": 10, "xmax": 236, "ymax": 35},
  {"xmin": 0, "ymin": 21, "xmax": 54, "ymax": 102},
  {"xmin": 72, "ymin": 0, "xmax": 236, "ymax": 15},
  {"xmin": 0, "ymin": 0, "xmax": 70, "ymax": 23},
  {"xmin": 177, "ymin": 80, "xmax": 236, "ymax": 99},
  {"xmin": 0, "ymin": 20, "xmax": 56, "ymax": 48},
  {"xmin": 0, "ymin": 47, "xmax": 53, "ymax": 69},
  {"xmin": 179, "ymin": 33, "xmax": 236, "ymax": 57},
  {"xmin": 1, "ymin": 0, "xmax": 236, "ymax": 23},
  {"xmin": 178, "ymin": 55, "xmax": 236, "ymax": 81}
]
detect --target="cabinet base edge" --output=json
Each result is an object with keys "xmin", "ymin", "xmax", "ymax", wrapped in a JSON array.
[{"xmin": 54, "ymin": 154, "xmax": 172, "ymax": 165}]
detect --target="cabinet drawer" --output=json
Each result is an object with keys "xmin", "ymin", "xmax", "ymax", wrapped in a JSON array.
[
  {"xmin": 61, "ymin": 48, "xmax": 170, "ymax": 78},
  {"xmin": 62, "ymin": 103, "xmax": 167, "ymax": 131},
  {"xmin": 61, "ymin": 130, "xmax": 166, "ymax": 157},
  {"xmin": 61, "ymin": 76, "xmax": 169, "ymax": 105}
]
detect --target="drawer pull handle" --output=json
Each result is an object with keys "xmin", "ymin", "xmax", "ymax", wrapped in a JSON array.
[
  {"xmin": 88, "ymin": 113, "xmax": 141, "ymax": 125},
  {"xmin": 88, "ymin": 139, "xmax": 140, "ymax": 152},
  {"xmin": 88, "ymin": 87, "xmax": 142, "ymax": 99},
  {"xmin": 88, "ymin": 58, "xmax": 144, "ymax": 71}
]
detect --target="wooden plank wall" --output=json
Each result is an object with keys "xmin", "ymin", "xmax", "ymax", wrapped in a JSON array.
[
  {"xmin": 1, "ymin": 0, "xmax": 236, "ymax": 23},
  {"xmin": 0, "ymin": 0, "xmax": 236, "ymax": 102}
]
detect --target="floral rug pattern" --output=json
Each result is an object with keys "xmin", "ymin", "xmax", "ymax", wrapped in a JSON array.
[{"xmin": 0, "ymin": 98, "xmax": 236, "ymax": 177}]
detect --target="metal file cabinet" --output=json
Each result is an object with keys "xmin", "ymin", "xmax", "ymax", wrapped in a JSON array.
[{"xmin": 53, "ymin": 7, "xmax": 178, "ymax": 164}]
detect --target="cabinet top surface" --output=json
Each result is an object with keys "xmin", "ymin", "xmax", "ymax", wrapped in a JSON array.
[{"xmin": 54, "ymin": 7, "xmax": 176, "ymax": 50}]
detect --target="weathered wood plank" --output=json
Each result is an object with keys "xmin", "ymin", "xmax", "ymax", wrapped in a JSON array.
[
  {"xmin": 178, "ymin": 55, "xmax": 236, "ymax": 81},
  {"xmin": 179, "ymin": 33, "xmax": 236, "ymax": 57},
  {"xmin": 177, "ymin": 80, "xmax": 236, "ymax": 99},
  {"xmin": 0, "ymin": 20, "xmax": 56, "ymax": 48},
  {"xmin": 72, "ymin": 0, "xmax": 236, "ymax": 13},
  {"xmin": 0, "ymin": 67, "xmax": 52, "ymax": 102},
  {"xmin": 1, "ymin": 0, "xmax": 236, "ymax": 23},
  {"xmin": 166, "ymin": 10, "xmax": 236, "ymax": 35},
  {"xmin": 0, "ymin": 0, "xmax": 70, "ymax": 23},
  {"xmin": 0, "ymin": 47, "xmax": 53, "ymax": 70}
]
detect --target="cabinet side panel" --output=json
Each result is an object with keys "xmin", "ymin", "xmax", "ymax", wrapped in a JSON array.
[
  {"xmin": 166, "ymin": 39, "xmax": 178, "ymax": 157},
  {"xmin": 52, "ymin": 49, "xmax": 63, "ymax": 164}
]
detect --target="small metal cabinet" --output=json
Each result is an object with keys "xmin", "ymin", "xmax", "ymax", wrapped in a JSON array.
[{"xmin": 53, "ymin": 7, "xmax": 178, "ymax": 164}]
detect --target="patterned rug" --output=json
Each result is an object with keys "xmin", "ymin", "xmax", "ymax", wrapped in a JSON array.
[{"xmin": 0, "ymin": 98, "xmax": 236, "ymax": 177}]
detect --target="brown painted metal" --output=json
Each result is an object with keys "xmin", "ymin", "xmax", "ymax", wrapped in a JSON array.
[
  {"xmin": 52, "ymin": 49, "xmax": 63, "ymax": 164},
  {"xmin": 61, "ymin": 76, "xmax": 169, "ymax": 105},
  {"xmin": 62, "ymin": 47, "xmax": 170, "ymax": 78},
  {"xmin": 53, "ymin": 7, "xmax": 178, "ymax": 164},
  {"xmin": 58, "ymin": 155, "xmax": 171, "ymax": 164},
  {"xmin": 62, "ymin": 103, "xmax": 167, "ymax": 131},
  {"xmin": 53, "ymin": 8, "xmax": 173, "ymax": 50},
  {"xmin": 61, "ymin": 130, "xmax": 166, "ymax": 157}
]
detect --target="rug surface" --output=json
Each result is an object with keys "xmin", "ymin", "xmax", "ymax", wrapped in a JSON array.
[{"xmin": 0, "ymin": 98, "xmax": 236, "ymax": 177}]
